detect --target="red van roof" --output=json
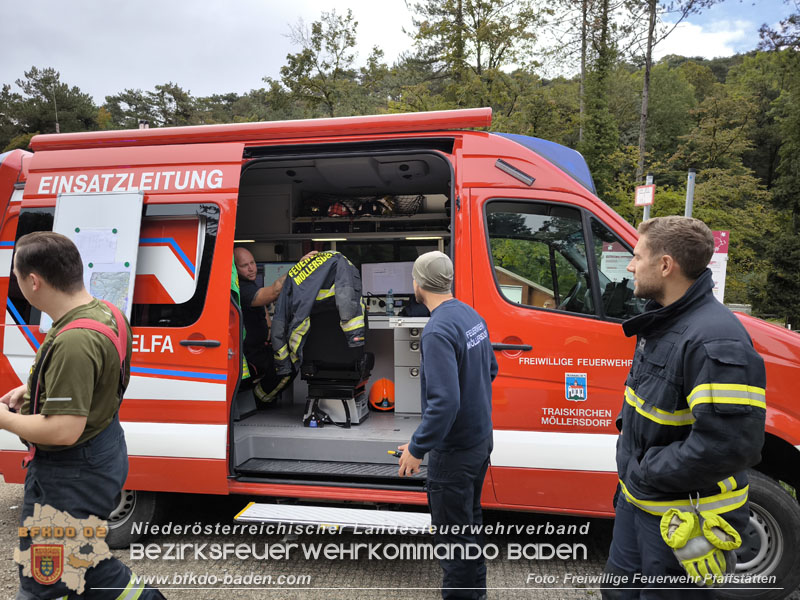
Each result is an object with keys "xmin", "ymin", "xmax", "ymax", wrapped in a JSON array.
[{"xmin": 29, "ymin": 108, "xmax": 493, "ymax": 152}]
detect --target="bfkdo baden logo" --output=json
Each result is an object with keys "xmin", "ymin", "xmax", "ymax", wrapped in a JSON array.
[
  {"xmin": 31, "ymin": 544, "xmax": 64, "ymax": 585},
  {"xmin": 565, "ymin": 373, "xmax": 587, "ymax": 402},
  {"xmin": 15, "ymin": 503, "xmax": 112, "ymax": 594}
]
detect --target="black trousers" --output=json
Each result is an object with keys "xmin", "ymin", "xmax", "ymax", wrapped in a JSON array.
[
  {"xmin": 18, "ymin": 415, "xmax": 162, "ymax": 599},
  {"xmin": 603, "ymin": 494, "xmax": 748, "ymax": 600},
  {"xmin": 427, "ymin": 435, "xmax": 492, "ymax": 600}
]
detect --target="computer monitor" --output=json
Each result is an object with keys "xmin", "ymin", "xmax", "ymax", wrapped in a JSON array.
[
  {"xmin": 258, "ymin": 262, "xmax": 296, "ymax": 288},
  {"xmin": 361, "ymin": 262, "xmax": 415, "ymax": 296}
]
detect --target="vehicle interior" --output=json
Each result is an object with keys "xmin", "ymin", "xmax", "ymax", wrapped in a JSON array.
[{"xmin": 230, "ymin": 146, "xmax": 454, "ymax": 489}]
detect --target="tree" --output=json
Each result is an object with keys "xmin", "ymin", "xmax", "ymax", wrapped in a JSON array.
[
  {"xmin": 628, "ymin": 0, "xmax": 718, "ymax": 184},
  {"xmin": 758, "ymin": 0, "xmax": 800, "ymax": 51},
  {"xmin": 104, "ymin": 83, "xmax": 198, "ymax": 129},
  {"xmin": 726, "ymin": 51, "xmax": 795, "ymax": 188},
  {"xmin": 642, "ymin": 62, "xmax": 696, "ymax": 160},
  {"xmin": 757, "ymin": 19, "xmax": 800, "ymax": 324},
  {"xmin": 579, "ymin": 0, "xmax": 620, "ymax": 197},
  {"xmin": 280, "ymin": 9, "xmax": 381, "ymax": 118},
  {"xmin": 405, "ymin": 0, "xmax": 548, "ymax": 109},
  {"xmin": 0, "ymin": 67, "xmax": 98, "ymax": 148}
]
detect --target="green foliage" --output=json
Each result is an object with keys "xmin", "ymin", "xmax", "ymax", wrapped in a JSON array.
[
  {"xmin": 2, "ymin": 132, "xmax": 36, "ymax": 152},
  {"xmin": 278, "ymin": 9, "xmax": 389, "ymax": 118},
  {"xmin": 1, "ymin": 2, "xmax": 798, "ymax": 322},
  {"xmin": 0, "ymin": 67, "xmax": 98, "ymax": 149}
]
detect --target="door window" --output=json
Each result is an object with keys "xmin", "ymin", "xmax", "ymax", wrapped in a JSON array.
[
  {"xmin": 590, "ymin": 218, "xmax": 646, "ymax": 320},
  {"xmin": 485, "ymin": 201, "xmax": 594, "ymax": 316}
]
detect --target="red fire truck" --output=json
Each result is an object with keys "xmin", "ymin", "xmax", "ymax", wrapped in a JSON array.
[{"xmin": 1, "ymin": 108, "xmax": 797, "ymax": 598}]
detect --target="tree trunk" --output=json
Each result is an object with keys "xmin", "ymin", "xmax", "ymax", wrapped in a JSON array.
[
  {"xmin": 579, "ymin": 0, "xmax": 588, "ymax": 143},
  {"xmin": 454, "ymin": 0, "xmax": 465, "ymax": 85},
  {"xmin": 636, "ymin": 0, "xmax": 657, "ymax": 184}
]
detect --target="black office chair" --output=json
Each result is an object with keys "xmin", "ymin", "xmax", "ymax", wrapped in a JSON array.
[{"xmin": 300, "ymin": 298, "xmax": 374, "ymax": 427}]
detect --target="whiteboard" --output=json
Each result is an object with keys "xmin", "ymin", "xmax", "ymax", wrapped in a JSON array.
[{"xmin": 43, "ymin": 192, "xmax": 144, "ymax": 331}]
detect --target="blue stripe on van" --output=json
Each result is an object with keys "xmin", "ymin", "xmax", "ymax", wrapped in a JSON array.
[
  {"xmin": 131, "ymin": 365, "xmax": 226, "ymax": 381},
  {"xmin": 6, "ymin": 298, "xmax": 40, "ymax": 350}
]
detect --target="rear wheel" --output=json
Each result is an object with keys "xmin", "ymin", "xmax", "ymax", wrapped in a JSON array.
[
  {"xmin": 106, "ymin": 490, "xmax": 160, "ymax": 549},
  {"xmin": 717, "ymin": 470, "xmax": 800, "ymax": 600}
]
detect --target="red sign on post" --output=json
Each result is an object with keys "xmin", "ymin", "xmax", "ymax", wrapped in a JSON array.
[{"xmin": 634, "ymin": 184, "xmax": 655, "ymax": 207}]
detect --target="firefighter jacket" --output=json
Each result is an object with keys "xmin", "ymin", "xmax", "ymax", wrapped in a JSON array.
[
  {"xmin": 271, "ymin": 251, "xmax": 366, "ymax": 376},
  {"xmin": 616, "ymin": 269, "xmax": 766, "ymax": 518}
]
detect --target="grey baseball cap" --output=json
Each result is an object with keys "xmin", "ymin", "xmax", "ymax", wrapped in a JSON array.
[{"xmin": 412, "ymin": 251, "xmax": 453, "ymax": 294}]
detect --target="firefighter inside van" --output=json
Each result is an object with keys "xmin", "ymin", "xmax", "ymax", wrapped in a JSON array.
[{"xmin": 234, "ymin": 247, "xmax": 316, "ymax": 406}]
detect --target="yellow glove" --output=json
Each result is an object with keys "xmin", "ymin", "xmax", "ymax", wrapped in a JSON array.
[{"xmin": 660, "ymin": 508, "xmax": 741, "ymax": 587}]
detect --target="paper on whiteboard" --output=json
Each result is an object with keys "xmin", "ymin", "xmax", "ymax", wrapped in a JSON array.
[{"xmin": 74, "ymin": 229, "xmax": 117, "ymax": 264}]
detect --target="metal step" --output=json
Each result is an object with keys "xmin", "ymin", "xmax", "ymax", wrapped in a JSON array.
[
  {"xmin": 235, "ymin": 502, "xmax": 431, "ymax": 533},
  {"xmin": 236, "ymin": 458, "xmax": 426, "ymax": 480}
]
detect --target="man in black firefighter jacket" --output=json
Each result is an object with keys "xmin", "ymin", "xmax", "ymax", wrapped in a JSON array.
[{"xmin": 602, "ymin": 217, "xmax": 766, "ymax": 599}]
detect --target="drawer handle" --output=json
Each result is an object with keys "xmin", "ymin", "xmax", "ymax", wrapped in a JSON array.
[
  {"xmin": 410, "ymin": 367, "xmax": 419, "ymax": 377},
  {"xmin": 410, "ymin": 341, "xmax": 420, "ymax": 351}
]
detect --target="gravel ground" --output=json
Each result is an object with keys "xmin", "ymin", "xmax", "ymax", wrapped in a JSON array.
[{"xmin": 1, "ymin": 477, "xmax": 798, "ymax": 599}]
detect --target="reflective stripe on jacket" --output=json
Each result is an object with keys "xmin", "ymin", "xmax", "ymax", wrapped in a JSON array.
[
  {"xmin": 616, "ymin": 269, "xmax": 766, "ymax": 514},
  {"xmin": 270, "ymin": 251, "xmax": 366, "ymax": 376}
]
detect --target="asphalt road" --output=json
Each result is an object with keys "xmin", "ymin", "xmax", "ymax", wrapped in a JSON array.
[{"xmin": 1, "ymin": 478, "xmax": 798, "ymax": 599}]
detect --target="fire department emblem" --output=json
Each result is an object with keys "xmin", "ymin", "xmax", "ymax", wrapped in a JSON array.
[
  {"xmin": 565, "ymin": 373, "xmax": 587, "ymax": 402},
  {"xmin": 31, "ymin": 544, "xmax": 64, "ymax": 585}
]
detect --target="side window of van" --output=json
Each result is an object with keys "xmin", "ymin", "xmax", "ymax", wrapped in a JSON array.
[
  {"xmin": 7, "ymin": 204, "xmax": 217, "ymax": 329},
  {"xmin": 485, "ymin": 201, "xmax": 594, "ymax": 316},
  {"xmin": 590, "ymin": 218, "xmax": 647, "ymax": 320},
  {"xmin": 8, "ymin": 208, "xmax": 56, "ymax": 326},
  {"xmin": 131, "ymin": 203, "xmax": 218, "ymax": 328}
]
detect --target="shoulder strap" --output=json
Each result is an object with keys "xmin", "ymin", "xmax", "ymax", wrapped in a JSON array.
[
  {"xmin": 57, "ymin": 300, "xmax": 127, "ymax": 367},
  {"xmin": 32, "ymin": 301, "xmax": 129, "ymax": 414}
]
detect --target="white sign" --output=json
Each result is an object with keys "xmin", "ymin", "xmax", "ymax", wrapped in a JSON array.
[
  {"xmin": 709, "ymin": 231, "xmax": 730, "ymax": 303},
  {"xmin": 634, "ymin": 184, "xmax": 655, "ymax": 207}
]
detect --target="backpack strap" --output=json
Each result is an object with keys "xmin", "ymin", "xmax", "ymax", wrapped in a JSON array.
[{"xmin": 58, "ymin": 300, "xmax": 127, "ymax": 367}]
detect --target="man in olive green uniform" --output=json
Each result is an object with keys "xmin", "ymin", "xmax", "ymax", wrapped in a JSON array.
[{"xmin": 0, "ymin": 232, "xmax": 163, "ymax": 599}]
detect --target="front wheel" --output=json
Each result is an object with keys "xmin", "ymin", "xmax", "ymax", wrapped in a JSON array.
[
  {"xmin": 105, "ymin": 490, "xmax": 160, "ymax": 549},
  {"xmin": 717, "ymin": 470, "xmax": 800, "ymax": 600}
]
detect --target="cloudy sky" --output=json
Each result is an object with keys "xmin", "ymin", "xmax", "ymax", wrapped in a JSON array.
[{"xmin": 1, "ymin": 0, "xmax": 793, "ymax": 103}]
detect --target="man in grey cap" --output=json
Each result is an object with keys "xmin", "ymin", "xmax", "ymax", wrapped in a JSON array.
[{"xmin": 397, "ymin": 251, "xmax": 498, "ymax": 600}]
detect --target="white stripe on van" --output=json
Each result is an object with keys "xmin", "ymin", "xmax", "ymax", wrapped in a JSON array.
[
  {"xmin": 122, "ymin": 422, "xmax": 226, "ymax": 458},
  {"xmin": 136, "ymin": 245, "xmax": 197, "ymax": 303},
  {"xmin": 0, "ymin": 249, "xmax": 12, "ymax": 276},
  {"xmin": 491, "ymin": 430, "xmax": 618, "ymax": 472},
  {"xmin": 3, "ymin": 311, "xmax": 36, "ymax": 384},
  {"xmin": 10, "ymin": 189, "xmax": 23, "ymax": 203},
  {"xmin": 126, "ymin": 375, "xmax": 226, "ymax": 402},
  {"xmin": 0, "ymin": 423, "xmax": 227, "ymax": 459}
]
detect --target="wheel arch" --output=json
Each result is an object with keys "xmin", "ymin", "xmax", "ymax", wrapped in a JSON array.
[{"xmin": 757, "ymin": 431, "xmax": 800, "ymax": 494}]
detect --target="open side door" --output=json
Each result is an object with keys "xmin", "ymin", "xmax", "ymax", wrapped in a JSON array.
[{"xmin": 1, "ymin": 142, "xmax": 244, "ymax": 494}]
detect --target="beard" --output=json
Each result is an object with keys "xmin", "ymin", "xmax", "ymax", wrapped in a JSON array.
[{"xmin": 633, "ymin": 278, "xmax": 661, "ymax": 302}]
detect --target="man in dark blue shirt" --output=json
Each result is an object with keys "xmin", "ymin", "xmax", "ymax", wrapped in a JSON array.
[{"xmin": 398, "ymin": 251, "xmax": 498, "ymax": 600}]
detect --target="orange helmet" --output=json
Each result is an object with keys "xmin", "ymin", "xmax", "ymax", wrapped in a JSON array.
[{"xmin": 369, "ymin": 378, "xmax": 395, "ymax": 411}]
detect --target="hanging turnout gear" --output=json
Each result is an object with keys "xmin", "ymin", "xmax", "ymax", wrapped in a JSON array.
[{"xmin": 271, "ymin": 251, "xmax": 366, "ymax": 376}]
